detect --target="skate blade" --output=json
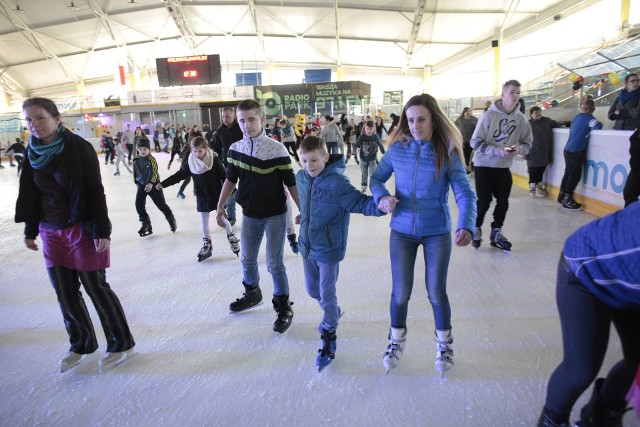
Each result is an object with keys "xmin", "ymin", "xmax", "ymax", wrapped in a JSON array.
[
  {"xmin": 490, "ymin": 243, "xmax": 511, "ymax": 252},
  {"xmin": 228, "ymin": 301, "xmax": 263, "ymax": 314},
  {"xmin": 197, "ymin": 254, "xmax": 212, "ymax": 262},
  {"xmin": 99, "ymin": 350, "xmax": 136, "ymax": 373},
  {"xmin": 60, "ymin": 355, "xmax": 87, "ymax": 373}
]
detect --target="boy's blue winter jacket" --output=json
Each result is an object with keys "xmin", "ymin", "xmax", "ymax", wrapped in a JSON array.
[
  {"xmin": 370, "ymin": 137, "xmax": 476, "ymax": 236},
  {"xmin": 296, "ymin": 154, "xmax": 385, "ymax": 263}
]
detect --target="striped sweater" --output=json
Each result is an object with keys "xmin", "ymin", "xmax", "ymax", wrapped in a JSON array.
[{"xmin": 226, "ymin": 130, "xmax": 296, "ymax": 219}]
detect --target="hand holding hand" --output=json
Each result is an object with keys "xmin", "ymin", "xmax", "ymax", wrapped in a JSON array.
[
  {"xmin": 215, "ymin": 208, "xmax": 228, "ymax": 227},
  {"xmin": 378, "ymin": 195, "xmax": 399, "ymax": 213},
  {"xmin": 156, "ymin": 183, "xmax": 163, "ymax": 190}
]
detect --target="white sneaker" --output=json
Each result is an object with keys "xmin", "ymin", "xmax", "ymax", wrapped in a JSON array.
[
  {"xmin": 99, "ymin": 349, "xmax": 134, "ymax": 373},
  {"xmin": 383, "ymin": 327, "xmax": 407, "ymax": 374},
  {"xmin": 60, "ymin": 351, "xmax": 86, "ymax": 373}
]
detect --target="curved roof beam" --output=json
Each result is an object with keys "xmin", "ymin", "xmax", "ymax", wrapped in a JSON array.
[{"xmin": 162, "ymin": 0, "xmax": 198, "ymax": 53}]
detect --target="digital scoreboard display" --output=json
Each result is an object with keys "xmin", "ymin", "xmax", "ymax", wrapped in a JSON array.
[{"xmin": 156, "ymin": 54, "xmax": 221, "ymax": 87}]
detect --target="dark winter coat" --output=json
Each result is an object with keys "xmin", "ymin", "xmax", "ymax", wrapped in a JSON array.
[
  {"xmin": 608, "ymin": 91, "xmax": 640, "ymax": 131},
  {"xmin": 212, "ymin": 121, "xmax": 243, "ymax": 164},
  {"xmin": 161, "ymin": 153, "xmax": 226, "ymax": 212},
  {"xmin": 527, "ymin": 116, "xmax": 560, "ymax": 168},
  {"xmin": 15, "ymin": 128, "xmax": 110, "ymax": 239},
  {"xmin": 296, "ymin": 155, "xmax": 384, "ymax": 262}
]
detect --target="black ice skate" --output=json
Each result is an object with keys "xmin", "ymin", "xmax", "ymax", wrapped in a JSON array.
[
  {"xmin": 472, "ymin": 227, "xmax": 482, "ymax": 249},
  {"xmin": 229, "ymin": 283, "xmax": 263, "ymax": 313},
  {"xmin": 490, "ymin": 227, "xmax": 512, "ymax": 251},
  {"xmin": 138, "ymin": 221, "xmax": 153, "ymax": 237},
  {"xmin": 226, "ymin": 233, "xmax": 240, "ymax": 257},
  {"xmin": 287, "ymin": 233, "xmax": 299, "ymax": 254},
  {"xmin": 166, "ymin": 214, "xmax": 177, "ymax": 232},
  {"xmin": 316, "ymin": 329, "xmax": 337, "ymax": 372},
  {"xmin": 197, "ymin": 238, "xmax": 212, "ymax": 262},
  {"xmin": 272, "ymin": 295, "xmax": 294, "ymax": 334}
]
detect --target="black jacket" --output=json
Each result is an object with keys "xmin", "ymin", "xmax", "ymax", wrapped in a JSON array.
[
  {"xmin": 212, "ymin": 121, "xmax": 243, "ymax": 164},
  {"xmin": 15, "ymin": 129, "xmax": 111, "ymax": 239},
  {"xmin": 161, "ymin": 154, "xmax": 226, "ymax": 212}
]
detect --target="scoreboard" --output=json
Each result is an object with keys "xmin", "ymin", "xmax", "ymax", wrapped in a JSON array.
[{"xmin": 156, "ymin": 54, "xmax": 221, "ymax": 87}]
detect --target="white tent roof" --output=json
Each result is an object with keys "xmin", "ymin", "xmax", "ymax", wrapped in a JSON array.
[{"xmin": 0, "ymin": 0, "xmax": 630, "ymax": 99}]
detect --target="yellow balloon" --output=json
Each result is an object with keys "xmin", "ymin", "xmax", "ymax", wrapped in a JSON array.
[
  {"xmin": 568, "ymin": 73, "xmax": 579, "ymax": 83},
  {"xmin": 608, "ymin": 72, "xmax": 620, "ymax": 85}
]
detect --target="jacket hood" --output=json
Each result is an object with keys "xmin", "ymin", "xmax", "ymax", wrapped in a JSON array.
[
  {"xmin": 489, "ymin": 99, "xmax": 521, "ymax": 116},
  {"xmin": 321, "ymin": 154, "xmax": 345, "ymax": 177}
]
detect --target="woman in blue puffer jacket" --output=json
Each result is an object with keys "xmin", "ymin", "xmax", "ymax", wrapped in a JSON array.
[{"xmin": 371, "ymin": 93, "xmax": 477, "ymax": 377}]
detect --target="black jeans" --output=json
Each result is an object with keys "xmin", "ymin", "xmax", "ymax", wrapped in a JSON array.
[
  {"xmin": 462, "ymin": 141, "xmax": 473, "ymax": 168},
  {"xmin": 47, "ymin": 267, "xmax": 135, "ymax": 354},
  {"xmin": 528, "ymin": 165, "xmax": 546, "ymax": 184},
  {"xmin": 474, "ymin": 167, "xmax": 512, "ymax": 229},
  {"xmin": 126, "ymin": 143, "xmax": 133, "ymax": 162},
  {"xmin": 543, "ymin": 257, "xmax": 640, "ymax": 418},
  {"xmin": 560, "ymin": 150, "xmax": 586, "ymax": 196},
  {"xmin": 135, "ymin": 184, "xmax": 173, "ymax": 222},
  {"xmin": 623, "ymin": 168, "xmax": 640, "ymax": 207}
]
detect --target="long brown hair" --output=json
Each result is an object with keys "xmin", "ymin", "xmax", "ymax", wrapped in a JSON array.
[{"xmin": 388, "ymin": 93, "xmax": 463, "ymax": 176}]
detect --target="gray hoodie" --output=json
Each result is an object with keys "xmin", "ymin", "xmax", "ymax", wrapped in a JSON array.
[{"xmin": 471, "ymin": 100, "xmax": 532, "ymax": 168}]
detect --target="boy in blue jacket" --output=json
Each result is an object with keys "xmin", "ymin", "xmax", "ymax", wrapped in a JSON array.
[{"xmin": 296, "ymin": 135, "xmax": 385, "ymax": 371}]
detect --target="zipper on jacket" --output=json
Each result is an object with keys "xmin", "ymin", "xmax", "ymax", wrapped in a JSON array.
[
  {"xmin": 304, "ymin": 177, "xmax": 314, "ymax": 258},
  {"xmin": 324, "ymin": 224, "xmax": 333, "ymax": 247},
  {"xmin": 412, "ymin": 143, "xmax": 421, "ymax": 236}
]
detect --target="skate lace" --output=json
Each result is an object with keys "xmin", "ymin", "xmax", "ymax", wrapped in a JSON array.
[
  {"xmin": 435, "ymin": 337, "xmax": 454, "ymax": 363},
  {"xmin": 319, "ymin": 332, "xmax": 336, "ymax": 358},
  {"xmin": 385, "ymin": 340, "xmax": 404, "ymax": 360}
]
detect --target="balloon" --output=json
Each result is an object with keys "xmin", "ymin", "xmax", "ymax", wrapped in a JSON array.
[
  {"xmin": 572, "ymin": 81, "xmax": 582, "ymax": 90},
  {"xmin": 609, "ymin": 72, "xmax": 621, "ymax": 85},
  {"xmin": 542, "ymin": 101, "xmax": 551, "ymax": 109},
  {"xmin": 551, "ymin": 100, "xmax": 559, "ymax": 107},
  {"xmin": 568, "ymin": 73, "xmax": 579, "ymax": 83},
  {"xmin": 577, "ymin": 76, "xmax": 585, "ymax": 83}
]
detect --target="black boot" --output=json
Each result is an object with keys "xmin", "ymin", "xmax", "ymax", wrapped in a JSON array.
[
  {"xmin": 537, "ymin": 408, "xmax": 571, "ymax": 427},
  {"xmin": 557, "ymin": 190, "xmax": 566, "ymax": 204},
  {"xmin": 562, "ymin": 194, "xmax": 582, "ymax": 210},
  {"xmin": 576, "ymin": 378, "xmax": 629, "ymax": 427},
  {"xmin": 166, "ymin": 213, "xmax": 177, "ymax": 232},
  {"xmin": 138, "ymin": 215, "xmax": 153, "ymax": 237},
  {"xmin": 229, "ymin": 283, "xmax": 262, "ymax": 312},
  {"xmin": 272, "ymin": 295, "xmax": 294, "ymax": 333}
]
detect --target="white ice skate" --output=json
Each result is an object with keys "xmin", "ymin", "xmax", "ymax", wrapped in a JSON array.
[
  {"xmin": 435, "ymin": 329, "xmax": 454, "ymax": 380},
  {"xmin": 383, "ymin": 327, "xmax": 406, "ymax": 374}
]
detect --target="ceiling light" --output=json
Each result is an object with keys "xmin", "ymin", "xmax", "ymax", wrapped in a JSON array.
[
  {"xmin": 14, "ymin": 2, "xmax": 25, "ymax": 13},
  {"xmin": 68, "ymin": 1, "xmax": 80, "ymax": 11}
]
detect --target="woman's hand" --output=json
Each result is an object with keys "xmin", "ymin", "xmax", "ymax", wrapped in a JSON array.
[
  {"xmin": 454, "ymin": 229, "xmax": 472, "ymax": 247},
  {"xmin": 24, "ymin": 238, "xmax": 38, "ymax": 251},
  {"xmin": 378, "ymin": 195, "xmax": 399, "ymax": 213},
  {"xmin": 94, "ymin": 238, "xmax": 110, "ymax": 253}
]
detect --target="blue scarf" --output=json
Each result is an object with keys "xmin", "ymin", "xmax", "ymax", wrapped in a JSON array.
[
  {"xmin": 619, "ymin": 88, "xmax": 640, "ymax": 105},
  {"xmin": 28, "ymin": 124, "xmax": 65, "ymax": 170}
]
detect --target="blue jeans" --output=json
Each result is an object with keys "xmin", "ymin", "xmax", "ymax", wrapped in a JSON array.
[
  {"xmin": 240, "ymin": 213, "xmax": 289, "ymax": 296},
  {"xmin": 360, "ymin": 160, "xmax": 377, "ymax": 187},
  {"xmin": 389, "ymin": 230, "xmax": 452, "ymax": 330},
  {"xmin": 226, "ymin": 191, "xmax": 237, "ymax": 220},
  {"xmin": 302, "ymin": 257, "xmax": 340, "ymax": 333}
]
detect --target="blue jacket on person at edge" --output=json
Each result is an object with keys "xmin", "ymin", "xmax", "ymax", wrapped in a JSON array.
[
  {"xmin": 296, "ymin": 154, "xmax": 385, "ymax": 263},
  {"xmin": 370, "ymin": 137, "xmax": 477, "ymax": 237}
]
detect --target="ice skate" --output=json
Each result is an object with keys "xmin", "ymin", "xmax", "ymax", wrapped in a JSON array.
[
  {"xmin": 272, "ymin": 295, "xmax": 294, "ymax": 334},
  {"xmin": 383, "ymin": 327, "xmax": 407, "ymax": 374},
  {"xmin": 166, "ymin": 214, "xmax": 177, "ymax": 232},
  {"xmin": 561, "ymin": 194, "xmax": 582, "ymax": 210},
  {"xmin": 471, "ymin": 227, "xmax": 482, "ymax": 249},
  {"xmin": 490, "ymin": 227, "xmax": 512, "ymax": 251},
  {"xmin": 229, "ymin": 283, "xmax": 263, "ymax": 313},
  {"xmin": 99, "ymin": 348, "xmax": 134, "ymax": 373},
  {"xmin": 60, "ymin": 351, "xmax": 87, "ymax": 373},
  {"xmin": 575, "ymin": 378, "xmax": 629, "ymax": 427},
  {"xmin": 197, "ymin": 238, "xmax": 212, "ymax": 262},
  {"xmin": 536, "ymin": 184, "xmax": 547, "ymax": 197},
  {"xmin": 287, "ymin": 233, "xmax": 299, "ymax": 254},
  {"xmin": 114, "ymin": 171, "xmax": 120, "ymax": 176},
  {"xmin": 316, "ymin": 329, "xmax": 337, "ymax": 372},
  {"xmin": 529, "ymin": 183, "xmax": 536, "ymax": 198},
  {"xmin": 435, "ymin": 329, "xmax": 454, "ymax": 380},
  {"xmin": 226, "ymin": 232, "xmax": 240, "ymax": 257},
  {"xmin": 138, "ymin": 221, "xmax": 152, "ymax": 237},
  {"xmin": 177, "ymin": 191, "xmax": 186, "ymax": 199},
  {"xmin": 360, "ymin": 185, "xmax": 366, "ymax": 194},
  {"xmin": 537, "ymin": 409, "xmax": 571, "ymax": 427}
]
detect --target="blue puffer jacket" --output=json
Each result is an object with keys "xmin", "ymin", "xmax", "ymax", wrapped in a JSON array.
[
  {"xmin": 296, "ymin": 154, "xmax": 385, "ymax": 263},
  {"xmin": 370, "ymin": 137, "xmax": 476, "ymax": 236}
]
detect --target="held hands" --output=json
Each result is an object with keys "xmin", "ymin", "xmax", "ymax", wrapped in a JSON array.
[
  {"xmin": 144, "ymin": 183, "xmax": 153, "ymax": 193},
  {"xmin": 378, "ymin": 195, "xmax": 399, "ymax": 214},
  {"xmin": 155, "ymin": 183, "xmax": 163, "ymax": 190},
  {"xmin": 215, "ymin": 208, "xmax": 228, "ymax": 228},
  {"xmin": 455, "ymin": 229, "xmax": 472, "ymax": 247}
]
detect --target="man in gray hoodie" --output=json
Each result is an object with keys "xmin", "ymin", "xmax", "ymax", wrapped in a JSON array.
[{"xmin": 470, "ymin": 79, "xmax": 532, "ymax": 251}]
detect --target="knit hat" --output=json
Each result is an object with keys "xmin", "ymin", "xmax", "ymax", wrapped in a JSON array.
[{"xmin": 137, "ymin": 137, "xmax": 150, "ymax": 149}]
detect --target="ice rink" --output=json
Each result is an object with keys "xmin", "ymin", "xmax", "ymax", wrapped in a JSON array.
[{"xmin": 0, "ymin": 152, "xmax": 634, "ymax": 426}]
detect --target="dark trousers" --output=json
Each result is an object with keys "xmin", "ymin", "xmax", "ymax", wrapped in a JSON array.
[
  {"xmin": 528, "ymin": 165, "xmax": 546, "ymax": 184},
  {"xmin": 47, "ymin": 266, "xmax": 135, "ymax": 354},
  {"xmin": 284, "ymin": 140, "xmax": 299, "ymax": 162},
  {"xmin": 623, "ymin": 169, "xmax": 640, "ymax": 207},
  {"xmin": 474, "ymin": 167, "xmax": 512, "ymax": 229},
  {"xmin": 462, "ymin": 141, "xmax": 473, "ymax": 168},
  {"xmin": 179, "ymin": 175, "xmax": 191, "ymax": 193},
  {"xmin": 135, "ymin": 184, "xmax": 173, "ymax": 222},
  {"xmin": 168, "ymin": 151, "xmax": 180, "ymax": 167},
  {"xmin": 560, "ymin": 150, "xmax": 586, "ymax": 196},
  {"xmin": 543, "ymin": 257, "xmax": 640, "ymax": 418},
  {"xmin": 126, "ymin": 143, "xmax": 133, "ymax": 162}
]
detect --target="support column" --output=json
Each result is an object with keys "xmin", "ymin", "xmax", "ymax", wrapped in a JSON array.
[
  {"xmin": 423, "ymin": 66, "xmax": 432, "ymax": 94},
  {"xmin": 621, "ymin": 0, "xmax": 630, "ymax": 35},
  {"xmin": 336, "ymin": 65, "xmax": 344, "ymax": 82},
  {"xmin": 266, "ymin": 62, "xmax": 274, "ymax": 86}
]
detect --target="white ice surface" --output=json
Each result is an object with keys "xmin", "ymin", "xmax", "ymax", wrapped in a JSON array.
[{"xmin": 0, "ymin": 154, "xmax": 636, "ymax": 426}]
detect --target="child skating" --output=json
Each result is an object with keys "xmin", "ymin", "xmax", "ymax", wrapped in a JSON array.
[
  {"xmin": 132, "ymin": 138, "xmax": 177, "ymax": 236},
  {"xmin": 113, "ymin": 135, "xmax": 132, "ymax": 176},
  {"xmin": 296, "ymin": 136, "xmax": 385, "ymax": 371},
  {"xmin": 157, "ymin": 136, "xmax": 239, "ymax": 261}
]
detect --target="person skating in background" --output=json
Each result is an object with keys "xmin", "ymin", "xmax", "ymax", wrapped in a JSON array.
[
  {"xmin": 296, "ymin": 135, "xmax": 385, "ymax": 371},
  {"xmin": 537, "ymin": 202, "xmax": 640, "ymax": 427},
  {"xmin": 167, "ymin": 132, "xmax": 184, "ymax": 170},
  {"xmin": 527, "ymin": 106, "xmax": 563, "ymax": 197},
  {"xmin": 158, "ymin": 136, "xmax": 239, "ymax": 261},
  {"xmin": 454, "ymin": 107, "xmax": 478, "ymax": 173},
  {"xmin": 280, "ymin": 119, "xmax": 301, "ymax": 166},
  {"xmin": 320, "ymin": 115, "xmax": 344, "ymax": 155},
  {"xmin": 15, "ymin": 97, "xmax": 135, "ymax": 373},
  {"xmin": 113, "ymin": 135, "xmax": 132, "ymax": 176},
  {"xmin": 103, "ymin": 131, "xmax": 115, "ymax": 165},
  {"xmin": 371, "ymin": 93, "xmax": 476, "ymax": 378},
  {"xmin": 557, "ymin": 99, "xmax": 602, "ymax": 210},
  {"xmin": 343, "ymin": 119, "xmax": 360, "ymax": 165},
  {"xmin": 132, "ymin": 137, "xmax": 177, "ymax": 236},
  {"xmin": 176, "ymin": 137, "xmax": 192, "ymax": 199},
  {"xmin": 7, "ymin": 138, "xmax": 26, "ymax": 176},
  {"xmin": 122, "ymin": 124, "xmax": 134, "ymax": 165},
  {"xmin": 470, "ymin": 79, "xmax": 531, "ymax": 251},
  {"xmin": 354, "ymin": 120, "xmax": 385, "ymax": 194},
  {"xmin": 215, "ymin": 99, "xmax": 300, "ymax": 334},
  {"xmin": 152, "ymin": 126, "xmax": 161, "ymax": 153}
]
